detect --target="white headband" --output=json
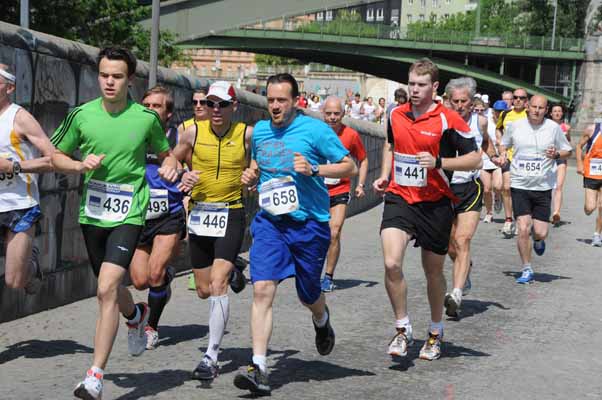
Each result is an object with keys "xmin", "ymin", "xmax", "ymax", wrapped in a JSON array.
[{"xmin": 0, "ymin": 69, "xmax": 16, "ymax": 84}]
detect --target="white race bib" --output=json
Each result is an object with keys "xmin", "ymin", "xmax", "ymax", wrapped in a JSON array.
[
  {"xmin": 515, "ymin": 154, "xmax": 544, "ymax": 176},
  {"xmin": 394, "ymin": 153, "xmax": 427, "ymax": 187},
  {"xmin": 188, "ymin": 202, "xmax": 229, "ymax": 237},
  {"xmin": 146, "ymin": 189, "xmax": 169, "ymax": 220},
  {"xmin": 0, "ymin": 153, "xmax": 18, "ymax": 190},
  {"xmin": 589, "ymin": 158, "xmax": 602, "ymax": 176},
  {"xmin": 259, "ymin": 176, "xmax": 299, "ymax": 216},
  {"xmin": 85, "ymin": 179, "xmax": 134, "ymax": 222}
]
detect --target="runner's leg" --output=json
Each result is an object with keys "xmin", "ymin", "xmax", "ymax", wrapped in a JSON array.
[
  {"xmin": 324, "ymin": 203, "xmax": 347, "ymax": 279},
  {"xmin": 4, "ymin": 226, "xmax": 35, "ymax": 289}
]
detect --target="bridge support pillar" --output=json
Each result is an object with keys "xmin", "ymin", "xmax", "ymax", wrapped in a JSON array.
[
  {"xmin": 570, "ymin": 60, "xmax": 577, "ymax": 100},
  {"xmin": 499, "ymin": 57, "xmax": 505, "ymax": 75},
  {"xmin": 535, "ymin": 59, "xmax": 541, "ymax": 86}
]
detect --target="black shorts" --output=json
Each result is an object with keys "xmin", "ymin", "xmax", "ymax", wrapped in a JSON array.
[
  {"xmin": 501, "ymin": 160, "xmax": 511, "ymax": 173},
  {"xmin": 80, "ymin": 223, "xmax": 142, "ymax": 276},
  {"xmin": 451, "ymin": 178, "xmax": 483, "ymax": 215},
  {"xmin": 510, "ymin": 188, "xmax": 552, "ymax": 222},
  {"xmin": 556, "ymin": 159, "xmax": 567, "ymax": 166},
  {"xmin": 138, "ymin": 208, "xmax": 186, "ymax": 247},
  {"xmin": 189, "ymin": 207, "xmax": 246, "ymax": 269},
  {"xmin": 0, "ymin": 205, "xmax": 41, "ymax": 234},
  {"xmin": 583, "ymin": 177, "xmax": 602, "ymax": 191},
  {"xmin": 380, "ymin": 193, "xmax": 454, "ymax": 255},
  {"xmin": 330, "ymin": 192, "xmax": 351, "ymax": 208}
]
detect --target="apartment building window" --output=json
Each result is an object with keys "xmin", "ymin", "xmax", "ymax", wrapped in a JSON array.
[
  {"xmin": 376, "ymin": 8, "xmax": 384, "ymax": 21},
  {"xmin": 366, "ymin": 8, "xmax": 374, "ymax": 22},
  {"xmin": 444, "ymin": 13, "xmax": 450, "ymax": 19},
  {"xmin": 391, "ymin": 9, "xmax": 400, "ymax": 23},
  {"xmin": 445, "ymin": 0, "xmax": 451, "ymax": 4},
  {"xmin": 408, "ymin": 0, "xmax": 414, "ymax": 5},
  {"xmin": 432, "ymin": 0, "xmax": 438, "ymax": 6},
  {"xmin": 325, "ymin": 10, "xmax": 333, "ymax": 21},
  {"xmin": 421, "ymin": 0, "xmax": 426, "ymax": 8},
  {"xmin": 419, "ymin": 14, "xmax": 425, "ymax": 21},
  {"xmin": 316, "ymin": 12, "xmax": 324, "ymax": 21},
  {"xmin": 407, "ymin": 14, "xmax": 412, "ymax": 23}
]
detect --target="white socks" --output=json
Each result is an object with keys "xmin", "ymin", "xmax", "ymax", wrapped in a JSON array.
[
  {"xmin": 206, "ymin": 295, "xmax": 229, "ymax": 362},
  {"xmin": 430, "ymin": 321, "xmax": 444, "ymax": 336},
  {"xmin": 313, "ymin": 309, "xmax": 329, "ymax": 328},
  {"xmin": 252, "ymin": 354, "xmax": 267, "ymax": 372},
  {"xmin": 395, "ymin": 317, "xmax": 412, "ymax": 336}
]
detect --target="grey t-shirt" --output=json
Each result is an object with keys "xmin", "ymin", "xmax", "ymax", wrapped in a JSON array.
[{"xmin": 502, "ymin": 118, "xmax": 572, "ymax": 191}]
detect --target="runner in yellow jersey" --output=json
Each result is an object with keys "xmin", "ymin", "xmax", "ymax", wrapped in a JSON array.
[
  {"xmin": 173, "ymin": 81, "xmax": 253, "ymax": 382},
  {"xmin": 495, "ymin": 88, "xmax": 528, "ymax": 238}
]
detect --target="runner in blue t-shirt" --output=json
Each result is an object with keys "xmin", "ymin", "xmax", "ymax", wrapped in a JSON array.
[
  {"xmin": 234, "ymin": 74, "xmax": 357, "ymax": 396},
  {"xmin": 129, "ymin": 86, "xmax": 197, "ymax": 350}
]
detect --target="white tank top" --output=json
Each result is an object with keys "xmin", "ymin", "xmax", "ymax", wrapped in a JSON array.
[
  {"xmin": 451, "ymin": 113, "xmax": 482, "ymax": 184},
  {"xmin": 0, "ymin": 104, "xmax": 40, "ymax": 212},
  {"xmin": 350, "ymin": 101, "xmax": 362, "ymax": 119},
  {"xmin": 362, "ymin": 103, "xmax": 376, "ymax": 121}
]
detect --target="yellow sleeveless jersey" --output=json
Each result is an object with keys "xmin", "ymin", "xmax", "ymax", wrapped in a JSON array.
[
  {"xmin": 182, "ymin": 117, "xmax": 197, "ymax": 130},
  {"xmin": 191, "ymin": 120, "xmax": 247, "ymax": 208}
]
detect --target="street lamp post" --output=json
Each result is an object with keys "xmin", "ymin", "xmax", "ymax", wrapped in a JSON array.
[
  {"xmin": 20, "ymin": 0, "xmax": 29, "ymax": 28},
  {"xmin": 148, "ymin": 0, "xmax": 160, "ymax": 88}
]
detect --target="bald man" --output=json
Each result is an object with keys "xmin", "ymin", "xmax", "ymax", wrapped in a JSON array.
[
  {"xmin": 497, "ymin": 95, "xmax": 572, "ymax": 284},
  {"xmin": 320, "ymin": 97, "xmax": 368, "ymax": 292}
]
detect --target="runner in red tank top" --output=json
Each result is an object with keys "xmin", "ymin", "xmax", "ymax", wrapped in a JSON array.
[
  {"xmin": 576, "ymin": 122, "xmax": 602, "ymax": 246},
  {"xmin": 372, "ymin": 58, "xmax": 482, "ymax": 361},
  {"xmin": 320, "ymin": 96, "xmax": 368, "ymax": 292}
]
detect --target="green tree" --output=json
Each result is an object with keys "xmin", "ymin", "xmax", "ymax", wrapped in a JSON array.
[
  {"xmin": 254, "ymin": 54, "xmax": 301, "ymax": 67},
  {"xmin": 0, "ymin": 0, "xmax": 186, "ymax": 67}
]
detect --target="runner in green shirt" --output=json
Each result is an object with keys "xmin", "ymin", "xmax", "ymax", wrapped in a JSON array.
[{"xmin": 50, "ymin": 47, "xmax": 179, "ymax": 400}]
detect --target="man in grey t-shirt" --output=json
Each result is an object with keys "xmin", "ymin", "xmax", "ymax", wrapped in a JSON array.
[{"xmin": 499, "ymin": 95, "xmax": 572, "ymax": 284}]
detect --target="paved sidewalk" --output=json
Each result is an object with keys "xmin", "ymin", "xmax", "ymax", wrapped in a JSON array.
[{"xmin": 1, "ymin": 165, "xmax": 602, "ymax": 399}]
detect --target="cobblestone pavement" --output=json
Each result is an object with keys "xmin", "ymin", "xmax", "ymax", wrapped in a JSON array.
[{"xmin": 1, "ymin": 165, "xmax": 602, "ymax": 399}]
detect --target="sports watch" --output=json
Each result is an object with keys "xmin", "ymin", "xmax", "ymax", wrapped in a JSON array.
[
  {"xmin": 12, "ymin": 161, "xmax": 21, "ymax": 175},
  {"xmin": 311, "ymin": 164, "xmax": 320, "ymax": 176}
]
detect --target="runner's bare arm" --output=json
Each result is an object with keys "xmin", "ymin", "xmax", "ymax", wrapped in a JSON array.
[
  {"xmin": 173, "ymin": 123, "xmax": 195, "ymax": 169},
  {"xmin": 51, "ymin": 150, "xmax": 104, "ymax": 173},
  {"xmin": 575, "ymin": 125, "xmax": 593, "ymax": 175},
  {"xmin": 478, "ymin": 115, "xmax": 495, "ymax": 158},
  {"xmin": 299, "ymin": 154, "xmax": 356, "ymax": 178},
  {"xmin": 12, "ymin": 108, "xmax": 54, "ymax": 172},
  {"xmin": 244, "ymin": 125, "xmax": 254, "ymax": 166},
  {"xmin": 373, "ymin": 141, "xmax": 392, "ymax": 194},
  {"xmin": 440, "ymin": 150, "xmax": 482, "ymax": 171}
]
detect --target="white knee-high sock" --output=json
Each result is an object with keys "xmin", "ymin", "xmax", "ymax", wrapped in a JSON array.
[{"xmin": 206, "ymin": 295, "xmax": 229, "ymax": 362}]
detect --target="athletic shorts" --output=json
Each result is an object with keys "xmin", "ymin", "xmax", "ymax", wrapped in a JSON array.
[
  {"xmin": 138, "ymin": 208, "xmax": 186, "ymax": 247},
  {"xmin": 583, "ymin": 177, "xmax": 602, "ymax": 191},
  {"xmin": 330, "ymin": 192, "xmax": 351, "ymax": 208},
  {"xmin": 249, "ymin": 212, "xmax": 330, "ymax": 305},
  {"xmin": 380, "ymin": 193, "xmax": 454, "ymax": 255},
  {"xmin": 501, "ymin": 160, "xmax": 511, "ymax": 173},
  {"xmin": 510, "ymin": 188, "xmax": 552, "ymax": 222},
  {"xmin": 451, "ymin": 178, "xmax": 483, "ymax": 215},
  {"xmin": 0, "ymin": 205, "xmax": 41, "ymax": 234},
  {"xmin": 556, "ymin": 159, "xmax": 567, "ymax": 166},
  {"xmin": 189, "ymin": 207, "xmax": 245, "ymax": 268},
  {"xmin": 80, "ymin": 223, "xmax": 142, "ymax": 276}
]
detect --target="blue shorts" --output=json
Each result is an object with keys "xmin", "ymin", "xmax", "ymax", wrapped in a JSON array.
[
  {"xmin": 0, "ymin": 205, "xmax": 41, "ymax": 233},
  {"xmin": 249, "ymin": 212, "xmax": 330, "ymax": 304}
]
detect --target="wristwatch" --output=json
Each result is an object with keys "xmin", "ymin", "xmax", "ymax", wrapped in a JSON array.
[
  {"xmin": 311, "ymin": 164, "xmax": 320, "ymax": 176},
  {"xmin": 358, "ymin": 183, "xmax": 365, "ymax": 188},
  {"xmin": 12, "ymin": 161, "xmax": 21, "ymax": 175}
]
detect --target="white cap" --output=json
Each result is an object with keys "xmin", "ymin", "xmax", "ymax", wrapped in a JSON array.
[
  {"xmin": 482, "ymin": 94, "xmax": 489, "ymax": 103},
  {"xmin": 474, "ymin": 93, "xmax": 482, "ymax": 99},
  {"xmin": 207, "ymin": 81, "xmax": 236, "ymax": 101}
]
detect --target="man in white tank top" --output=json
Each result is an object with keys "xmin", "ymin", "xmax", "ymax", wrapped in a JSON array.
[
  {"xmin": 444, "ymin": 77, "xmax": 494, "ymax": 318},
  {"xmin": 0, "ymin": 63, "xmax": 54, "ymax": 294}
]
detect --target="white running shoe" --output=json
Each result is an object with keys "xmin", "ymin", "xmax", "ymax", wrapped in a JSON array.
[
  {"xmin": 483, "ymin": 214, "xmax": 493, "ymax": 223},
  {"xmin": 145, "ymin": 326, "xmax": 159, "ymax": 350},
  {"xmin": 74, "ymin": 369, "xmax": 103, "ymax": 400},
  {"xmin": 502, "ymin": 220, "xmax": 515, "ymax": 238},
  {"xmin": 444, "ymin": 292, "xmax": 462, "ymax": 318},
  {"xmin": 127, "ymin": 303, "xmax": 149, "ymax": 356},
  {"xmin": 592, "ymin": 233, "xmax": 602, "ymax": 247},
  {"xmin": 387, "ymin": 327, "xmax": 413, "ymax": 357}
]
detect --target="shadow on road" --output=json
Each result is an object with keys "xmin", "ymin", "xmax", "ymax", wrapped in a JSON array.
[
  {"xmin": 389, "ymin": 340, "xmax": 490, "ymax": 372},
  {"xmin": 0, "ymin": 339, "xmax": 92, "ymax": 364},
  {"xmin": 576, "ymin": 238, "xmax": 594, "ymax": 245},
  {"xmin": 332, "ymin": 278, "xmax": 379, "ymax": 290},
  {"xmin": 447, "ymin": 299, "xmax": 510, "ymax": 320},
  {"xmin": 105, "ymin": 369, "xmax": 190, "ymax": 400},
  {"xmin": 156, "ymin": 324, "xmax": 208, "ymax": 348},
  {"xmin": 502, "ymin": 271, "xmax": 571, "ymax": 283}
]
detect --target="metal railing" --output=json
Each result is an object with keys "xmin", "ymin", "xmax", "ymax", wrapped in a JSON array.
[{"xmin": 242, "ymin": 19, "xmax": 585, "ymax": 53}]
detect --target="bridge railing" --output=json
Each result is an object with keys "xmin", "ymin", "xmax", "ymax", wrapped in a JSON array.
[{"xmin": 243, "ymin": 19, "xmax": 584, "ymax": 53}]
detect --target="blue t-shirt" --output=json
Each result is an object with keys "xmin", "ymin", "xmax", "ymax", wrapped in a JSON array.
[
  {"xmin": 145, "ymin": 126, "xmax": 183, "ymax": 214},
  {"xmin": 252, "ymin": 113, "xmax": 349, "ymax": 222}
]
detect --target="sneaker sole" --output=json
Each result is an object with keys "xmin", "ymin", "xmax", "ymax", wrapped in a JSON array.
[
  {"xmin": 74, "ymin": 384, "xmax": 100, "ymax": 400},
  {"xmin": 192, "ymin": 371, "xmax": 217, "ymax": 381},
  {"xmin": 233, "ymin": 375, "xmax": 270, "ymax": 396},
  {"xmin": 129, "ymin": 305, "xmax": 150, "ymax": 357},
  {"xmin": 419, "ymin": 352, "xmax": 441, "ymax": 361},
  {"xmin": 444, "ymin": 294, "xmax": 459, "ymax": 318},
  {"xmin": 388, "ymin": 339, "xmax": 413, "ymax": 357}
]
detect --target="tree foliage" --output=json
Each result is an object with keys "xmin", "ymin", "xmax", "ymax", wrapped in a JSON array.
[{"xmin": 0, "ymin": 0, "xmax": 187, "ymax": 67}]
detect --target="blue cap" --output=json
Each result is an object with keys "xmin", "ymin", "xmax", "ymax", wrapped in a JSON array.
[{"xmin": 493, "ymin": 100, "xmax": 509, "ymax": 111}]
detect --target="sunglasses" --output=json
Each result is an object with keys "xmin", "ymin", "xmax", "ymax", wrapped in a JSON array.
[
  {"xmin": 513, "ymin": 95, "xmax": 527, "ymax": 100},
  {"xmin": 192, "ymin": 99, "xmax": 207, "ymax": 106},
  {"xmin": 206, "ymin": 100, "xmax": 233, "ymax": 109}
]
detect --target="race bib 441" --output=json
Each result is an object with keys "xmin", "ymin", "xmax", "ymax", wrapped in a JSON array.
[{"xmin": 394, "ymin": 153, "xmax": 427, "ymax": 187}]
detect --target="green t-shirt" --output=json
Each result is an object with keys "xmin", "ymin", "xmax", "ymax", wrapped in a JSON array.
[{"xmin": 51, "ymin": 98, "xmax": 169, "ymax": 228}]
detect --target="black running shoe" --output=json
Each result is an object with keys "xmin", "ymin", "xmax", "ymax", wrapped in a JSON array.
[
  {"xmin": 24, "ymin": 246, "xmax": 43, "ymax": 295},
  {"xmin": 233, "ymin": 364, "xmax": 271, "ymax": 396},
  {"xmin": 229, "ymin": 262, "xmax": 247, "ymax": 294},
  {"xmin": 313, "ymin": 305, "xmax": 335, "ymax": 355},
  {"xmin": 192, "ymin": 355, "xmax": 219, "ymax": 381}
]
